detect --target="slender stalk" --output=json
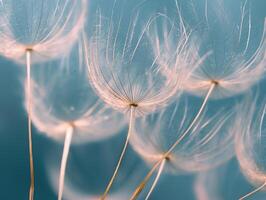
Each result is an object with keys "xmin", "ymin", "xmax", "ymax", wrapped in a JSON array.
[
  {"xmin": 164, "ymin": 82, "xmax": 216, "ymax": 155},
  {"xmin": 26, "ymin": 50, "xmax": 34, "ymax": 200},
  {"xmin": 239, "ymin": 181, "xmax": 266, "ymax": 200},
  {"xmin": 58, "ymin": 126, "xmax": 74, "ymax": 200},
  {"xmin": 130, "ymin": 159, "xmax": 163, "ymax": 200},
  {"xmin": 130, "ymin": 83, "xmax": 216, "ymax": 200},
  {"xmin": 101, "ymin": 106, "xmax": 135, "ymax": 200},
  {"xmin": 145, "ymin": 159, "xmax": 166, "ymax": 200}
]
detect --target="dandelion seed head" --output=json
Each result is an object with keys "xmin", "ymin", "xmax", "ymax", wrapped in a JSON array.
[
  {"xmin": 130, "ymin": 98, "xmax": 236, "ymax": 174},
  {"xmin": 85, "ymin": 13, "xmax": 183, "ymax": 117},
  {"xmin": 24, "ymin": 45, "xmax": 125, "ymax": 143},
  {"xmin": 159, "ymin": 3, "xmax": 266, "ymax": 99},
  {"xmin": 0, "ymin": 0, "xmax": 87, "ymax": 63}
]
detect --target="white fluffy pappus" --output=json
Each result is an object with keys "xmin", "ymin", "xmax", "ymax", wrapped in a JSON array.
[
  {"xmin": 159, "ymin": 1, "xmax": 265, "ymax": 99},
  {"xmin": 235, "ymin": 95, "xmax": 266, "ymax": 199},
  {"xmin": 84, "ymin": 11, "xmax": 194, "ymax": 198},
  {"xmin": 24, "ymin": 44, "xmax": 125, "ymax": 200},
  {"xmin": 129, "ymin": 98, "xmax": 237, "ymax": 199},
  {"xmin": 0, "ymin": 0, "xmax": 87, "ymax": 63}
]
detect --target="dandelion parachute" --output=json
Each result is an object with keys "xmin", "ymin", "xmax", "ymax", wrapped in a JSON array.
[
  {"xmin": 24, "ymin": 43, "xmax": 124, "ymax": 200},
  {"xmin": 0, "ymin": 1, "xmax": 87, "ymax": 199},
  {"xmin": 130, "ymin": 98, "xmax": 236, "ymax": 199},
  {"xmin": 84, "ymin": 7, "xmax": 202, "ymax": 197}
]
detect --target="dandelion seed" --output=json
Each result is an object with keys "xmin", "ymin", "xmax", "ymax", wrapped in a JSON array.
[
  {"xmin": 84, "ymin": 11, "xmax": 193, "ymax": 198},
  {"xmin": 0, "ymin": 1, "xmax": 87, "ymax": 199},
  {"xmin": 235, "ymin": 95, "xmax": 266, "ymax": 199},
  {"xmin": 124, "ymin": 7, "xmax": 215, "ymax": 199},
  {"xmin": 0, "ymin": 0, "xmax": 87, "ymax": 63},
  {"xmin": 145, "ymin": 6, "xmax": 265, "ymax": 197},
  {"xmin": 146, "ymin": 3, "xmax": 216, "ymax": 169},
  {"xmin": 24, "ymin": 45, "xmax": 125, "ymax": 200},
  {"xmin": 161, "ymin": 2, "xmax": 266, "ymax": 99},
  {"xmin": 130, "ymin": 99, "xmax": 236, "ymax": 199}
]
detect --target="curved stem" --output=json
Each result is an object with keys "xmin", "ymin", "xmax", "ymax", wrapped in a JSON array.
[
  {"xmin": 239, "ymin": 182, "xmax": 266, "ymax": 200},
  {"xmin": 164, "ymin": 82, "xmax": 215, "ymax": 155},
  {"xmin": 101, "ymin": 107, "xmax": 135, "ymax": 200},
  {"xmin": 58, "ymin": 126, "xmax": 73, "ymax": 200},
  {"xmin": 145, "ymin": 159, "xmax": 166, "ymax": 200},
  {"xmin": 130, "ymin": 83, "xmax": 216, "ymax": 200},
  {"xmin": 26, "ymin": 50, "xmax": 34, "ymax": 200}
]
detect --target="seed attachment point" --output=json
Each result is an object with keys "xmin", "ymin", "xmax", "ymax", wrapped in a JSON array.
[
  {"xmin": 130, "ymin": 103, "xmax": 138, "ymax": 107},
  {"xmin": 164, "ymin": 154, "xmax": 171, "ymax": 161},
  {"xmin": 210, "ymin": 80, "xmax": 219, "ymax": 86},
  {"xmin": 25, "ymin": 47, "xmax": 34, "ymax": 52}
]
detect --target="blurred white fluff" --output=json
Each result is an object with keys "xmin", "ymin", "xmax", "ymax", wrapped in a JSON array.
[
  {"xmin": 46, "ymin": 145, "xmax": 147, "ymax": 200},
  {"xmin": 23, "ymin": 43, "xmax": 125, "ymax": 200},
  {"xmin": 194, "ymin": 167, "xmax": 224, "ymax": 200},
  {"xmin": 24, "ymin": 43, "xmax": 125, "ymax": 143},
  {"xmin": 235, "ymin": 95, "xmax": 266, "ymax": 199}
]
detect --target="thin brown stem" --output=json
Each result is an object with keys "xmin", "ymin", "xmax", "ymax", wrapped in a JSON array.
[
  {"xmin": 101, "ymin": 106, "xmax": 135, "ymax": 200},
  {"xmin": 26, "ymin": 50, "xmax": 34, "ymax": 200},
  {"xmin": 58, "ymin": 126, "xmax": 74, "ymax": 200},
  {"xmin": 239, "ymin": 181, "xmax": 266, "ymax": 200},
  {"xmin": 145, "ymin": 159, "xmax": 166, "ymax": 200},
  {"xmin": 130, "ymin": 83, "xmax": 216, "ymax": 199},
  {"xmin": 164, "ymin": 82, "xmax": 215, "ymax": 155},
  {"xmin": 129, "ymin": 159, "xmax": 162, "ymax": 200}
]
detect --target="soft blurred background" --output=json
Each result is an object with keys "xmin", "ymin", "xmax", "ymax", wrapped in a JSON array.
[{"xmin": 0, "ymin": 0, "xmax": 265, "ymax": 199}]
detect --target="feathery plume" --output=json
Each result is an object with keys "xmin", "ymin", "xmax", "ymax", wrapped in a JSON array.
[
  {"xmin": 162, "ymin": 1, "xmax": 266, "ymax": 99},
  {"xmin": 235, "ymin": 95, "xmax": 266, "ymax": 199},
  {"xmin": 130, "ymin": 99, "xmax": 236, "ymax": 199},
  {"xmin": 24, "ymin": 44, "xmax": 124, "ymax": 200}
]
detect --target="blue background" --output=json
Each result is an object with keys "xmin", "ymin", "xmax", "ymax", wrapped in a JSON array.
[{"xmin": 0, "ymin": 0, "xmax": 265, "ymax": 199}]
